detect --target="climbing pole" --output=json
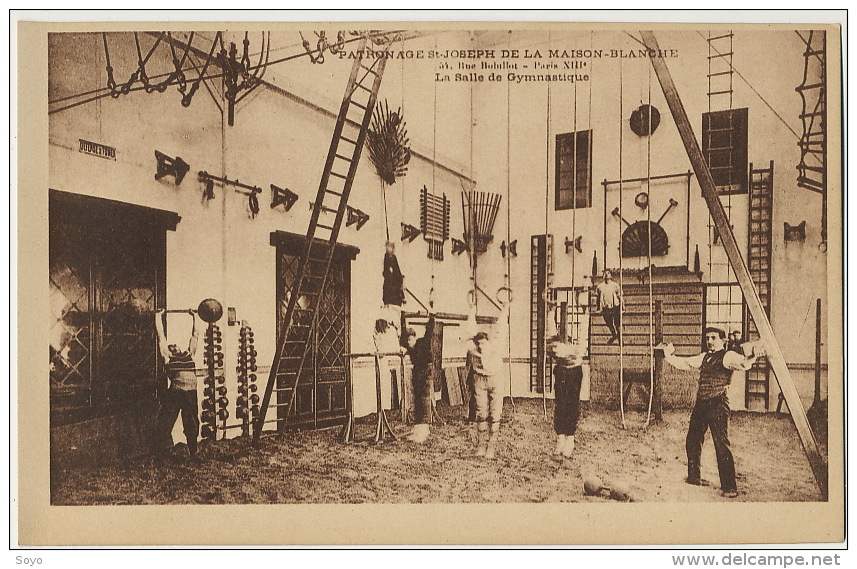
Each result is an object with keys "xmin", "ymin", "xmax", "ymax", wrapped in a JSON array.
[
  {"xmin": 617, "ymin": 54, "xmax": 626, "ymax": 428},
  {"xmin": 253, "ymin": 35, "xmax": 392, "ymax": 445}
]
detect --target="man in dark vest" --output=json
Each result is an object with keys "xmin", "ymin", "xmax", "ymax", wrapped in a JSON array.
[{"xmin": 659, "ymin": 327, "xmax": 762, "ymax": 498}]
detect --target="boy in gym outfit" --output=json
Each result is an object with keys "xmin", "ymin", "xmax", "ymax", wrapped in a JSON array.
[{"xmin": 153, "ymin": 309, "xmax": 200, "ymax": 460}]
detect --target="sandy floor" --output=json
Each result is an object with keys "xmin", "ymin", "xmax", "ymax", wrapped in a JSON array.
[{"xmin": 51, "ymin": 399, "xmax": 824, "ymax": 505}]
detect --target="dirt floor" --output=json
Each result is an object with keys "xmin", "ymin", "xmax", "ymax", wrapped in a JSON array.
[{"xmin": 51, "ymin": 399, "xmax": 824, "ymax": 505}]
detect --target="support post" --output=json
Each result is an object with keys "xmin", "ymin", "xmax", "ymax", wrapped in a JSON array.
[
  {"xmin": 653, "ymin": 299, "xmax": 664, "ymax": 422},
  {"xmin": 640, "ymin": 30, "xmax": 827, "ymax": 498},
  {"xmin": 814, "ymin": 298, "xmax": 822, "ymax": 406}
]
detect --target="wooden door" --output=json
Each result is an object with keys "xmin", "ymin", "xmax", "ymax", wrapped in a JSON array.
[{"xmin": 273, "ymin": 232, "xmax": 356, "ymax": 429}]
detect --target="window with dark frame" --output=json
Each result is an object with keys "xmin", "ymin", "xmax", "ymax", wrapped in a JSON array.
[
  {"xmin": 555, "ymin": 130, "xmax": 592, "ymax": 210},
  {"xmin": 702, "ymin": 107, "xmax": 749, "ymax": 194}
]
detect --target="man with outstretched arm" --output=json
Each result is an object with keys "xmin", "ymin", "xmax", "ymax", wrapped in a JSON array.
[
  {"xmin": 658, "ymin": 327, "xmax": 762, "ymax": 498},
  {"xmin": 153, "ymin": 309, "xmax": 200, "ymax": 460}
]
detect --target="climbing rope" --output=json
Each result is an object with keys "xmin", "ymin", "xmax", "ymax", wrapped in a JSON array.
[
  {"xmin": 541, "ymin": 34, "xmax": 553, "ymax": 420},
  {"xmin": 618, "ymin": 54, "xmax": 626, "ymax": 429},
  {"xmin": 504, "ymin": 32, "xmax": 516, "ymax": 417},
  {"xmin": 644, "ymin": 51, "xmax": 656, "ymax": 428}
]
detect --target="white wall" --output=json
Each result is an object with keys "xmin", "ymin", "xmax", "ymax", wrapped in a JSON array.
[{"xmin": 48, "ymin": 27, "xmax": 830, "ymax": 424}]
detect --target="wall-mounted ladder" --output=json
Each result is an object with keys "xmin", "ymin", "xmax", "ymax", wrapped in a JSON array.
[
  {"xmin": 530, "ymin": 234, "xmax": 553, "ymax": 393},
  {"xmin": 707, "ymin": 31, "xmax": 734, "ymax": 111},
  {"xmin": 253, "ymin": 36, "xmax": 390, "ymax": 445},
  {"xmin": 745, "ymin": 161, "xmax": 774, "ymax": 410},
  {"xmin": 796, "ymin": 30, "xmax": 827, "ymax": 245},
  {"xmin": 704, "ymin": 31, "xmax": 737, "ymax": 284}
]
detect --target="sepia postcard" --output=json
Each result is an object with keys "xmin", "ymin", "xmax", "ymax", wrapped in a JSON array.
[{"xmin": 15, "ymin": 13, "xmax": 845, "ymax": 546}]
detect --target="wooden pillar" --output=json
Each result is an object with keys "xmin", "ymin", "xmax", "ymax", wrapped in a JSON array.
[
  {"xmin": 653, "ymin": 299, "xmax": 664, "ymax": 422},
  {"xmin": 641, "ymin": 30, "xmax": 827, "ymax": 497},
  {"xmin": 814, "ymin": 298, "xmax": 823, "ymax": 406}
]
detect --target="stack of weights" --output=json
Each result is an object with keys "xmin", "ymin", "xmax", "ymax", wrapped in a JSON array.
[
  {"xmin": 201, "ymin": 323, "xmax": 225, "ymax": 440},
  {"xmin": 236, "ymin": 323, "xmax": 260, "ymax": 437}
]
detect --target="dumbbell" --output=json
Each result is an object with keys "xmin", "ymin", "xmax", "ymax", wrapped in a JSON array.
[{"xmin": 583, "ymin": 476, "xmax": 634, "ymax": 502}]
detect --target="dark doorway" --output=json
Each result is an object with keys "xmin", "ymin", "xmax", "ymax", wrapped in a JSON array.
[
  {"xmin": 271, "ymin": 231, "xmax": 357, "ymax": 429},
  {"xmin": 49, "ymin": 189, "xmax": 179, "ymax": 472}
]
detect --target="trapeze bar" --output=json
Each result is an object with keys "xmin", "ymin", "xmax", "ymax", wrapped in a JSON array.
[
  {"xmin": 345, "ymin": 352, "xmax": 405, "ymax": 359},
  {"xmin": 402, "ymin": 311, "xmax": 498, "ymax": 325},
  {"xmin": 602, "ymin": 170, "xmax": 693, "ymax": 187}
]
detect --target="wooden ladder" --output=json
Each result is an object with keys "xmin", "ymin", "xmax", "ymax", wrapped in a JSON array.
[
  {"xmin": 529, "ymin": 235, "xmax": 553, "ymax": 393},
  {"xmin": 706, "ymin": 31, "xmax": 734, "ymax": 110},
  {"xmin": 252, "ymin": 36, "xmax": 390, "ymax": 445},
  {"xmin": 745, "ymin": 161, "xmax": 774, "ymax": 409}
]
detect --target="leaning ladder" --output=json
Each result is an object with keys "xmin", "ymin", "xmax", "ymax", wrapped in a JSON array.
[{"xmin": 253, "ymin": 36, "xmax": 389, "ymax": 445}]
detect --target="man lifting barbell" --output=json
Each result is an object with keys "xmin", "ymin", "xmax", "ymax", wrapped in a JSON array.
[{"xmin": 153, "ymin": 308, "xmax": 200, "ymax": 461}]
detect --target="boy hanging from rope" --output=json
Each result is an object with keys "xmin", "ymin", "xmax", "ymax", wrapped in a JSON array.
[
  {"xmin": 547, "ymin": 319, "xmax": 585, "ymax": 459},
  {"xmin": 464, "ymin": 302, "xmax": 510, "ymax": 459}
]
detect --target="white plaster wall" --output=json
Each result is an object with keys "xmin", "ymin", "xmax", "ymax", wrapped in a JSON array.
[
  {"xmin": 467, "ymin": 28, "xmax": 829, "ymax": 404},
  {"xmin": 48, "ymin": 28, "xmax": 831, "ymax": 424}
]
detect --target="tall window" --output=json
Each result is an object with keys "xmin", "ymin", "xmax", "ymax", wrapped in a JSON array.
[
  {"xmin": 555, "ymin": 130, "xmax": 592, "ymax": 209},
  {"xmin": 702, "ymin": 108, "xmax": 748, "ymax": 194},
  {"xmin": 703, "ymin": 283, "xmax": 744, "ymax": 350}
]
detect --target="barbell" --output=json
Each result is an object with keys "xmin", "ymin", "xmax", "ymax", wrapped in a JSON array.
[{"xmin": 158, "ymin": 298, "xmax": 224, "ymax": 323}]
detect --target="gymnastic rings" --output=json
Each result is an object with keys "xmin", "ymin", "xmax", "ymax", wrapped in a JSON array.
[
  {"xmin": 466, "ymin": 289, "xmax": 478, "ymax": 306},
  {"xmin": 541, "ymin": 287, "xmax": 557, "ymax": 307},
  {"xmin": 496, "ymin": 286, "xmax": 513, "ymax": 306}
]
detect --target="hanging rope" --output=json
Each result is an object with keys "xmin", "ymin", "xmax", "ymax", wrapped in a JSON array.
[
  {"xmin": 618, "ymin": 53, "xmax": 627, "ymax": 429},
  {"xmin": 644, "ymin": 49, "xmax": 656, "ymax": 429},
  {"xmin": 464, "ymin": 32, "xmax": 479, "ymax": 313},
  {"xmin": 504, "ymin": 31, "xmax": 516, "ymax": 417},
  {"xmin": 381, "ymin": 179, "xmax": 390, "ymax": 241},
  {"xmin": 429, "ymin": 35, "xmax": 438, "ymax": 312},
  {"xmin": 585, "ymin": 32, "xmax": 595, "ymax": 339},
  {"xmin": 571, "ymin": 43, "xmax": 579, "ymax": 335},
  {"xmin": 400, "ymin": 32, "xmax": 407, "ymax": 249},
  {"xmin": 541, "ymin": 31, "xmax": 553, "ymax": 421}
]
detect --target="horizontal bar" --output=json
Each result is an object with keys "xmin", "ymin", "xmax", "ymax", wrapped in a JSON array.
[
  {"xmin": 602, "ymin": 170, "xmax": 693, "ymax": 187},
  {"xmin": 198, "ymin": 171, "xmax": 261, "ymax": 193},
  {"xmin": 344, "ymin": 352, "xmax": 405, "ymax": 359},
  {"xmin": 402, "ymin": 311, "xmax": 498, "ymax": 325}
]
